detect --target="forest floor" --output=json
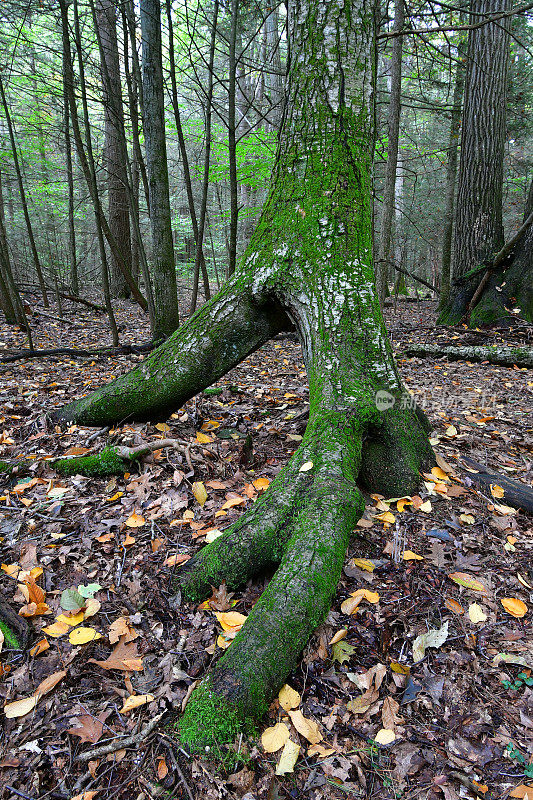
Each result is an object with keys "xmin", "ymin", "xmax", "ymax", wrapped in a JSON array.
[{"xmin": 0, "ymin": 295, "xmax": 532, "ymax": 800}]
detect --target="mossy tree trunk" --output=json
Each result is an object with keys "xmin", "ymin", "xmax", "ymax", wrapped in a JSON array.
[
  {"xmin": 53, "ymin": 0, "xmax": 434, "ymax": 754},
  {"xmin": 468, "ymin": 179, "xmax": 533, "ymax": 326}
]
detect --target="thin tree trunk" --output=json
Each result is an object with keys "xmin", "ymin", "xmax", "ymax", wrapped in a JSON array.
[
  {"xmin": 227, "ymin": 0, "xmax": 239, "ymax": 278},
  {"xmin": 62, "ymin": 32, "xmax": 78, "ymax": 296},
  {"xmin": 61, "ymin": 0, "xmax": 119, "ymax": 346},
  {"xmin": 140, "ymin": 0, "xmax": 179, "ymax": 338},
  {"xmin": 0, "ymin": 76, "xmax": 48, "ymax": 308},
  {"xmin": 95, "ymin": 0, "xmax": 132, "ymax": 299},
  {"xmin": 439, "ymin": 42, "xmax": 465, "ymax": 308},
  {"xmin": 376, "ymin": 0, "xmax": 404, "ymax": 303},
  {"xmin": 165, "ymin": 0, "xmax": 211, "ymax": 312}
]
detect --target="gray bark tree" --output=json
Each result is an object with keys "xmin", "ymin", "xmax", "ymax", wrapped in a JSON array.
[
  {"xmin": 140, "ymin": 0, "xmax": 179, "ymax": 337},
  {"xmin": 95, "ymin": 0, "xmax": 132, "ymax": 299},
  {"xmin": 53, "ymin": 0, "xmax": 434, "ymax": 752}
]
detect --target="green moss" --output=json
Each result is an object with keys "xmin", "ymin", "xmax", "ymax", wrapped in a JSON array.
[
  {"xmin": 0, "ymin": 461, "xmax": 13, "ymax": 475},
  {"xmin": 0, "ymin": 619, "xmax": 21, "ymax": 649},
  {"xmin": 177, "ymin": 677, "xmax": 256, "ymax": 760},
  {"xmin": 52, "ymin": 447, "xmax": 130, "ymax": 477}
]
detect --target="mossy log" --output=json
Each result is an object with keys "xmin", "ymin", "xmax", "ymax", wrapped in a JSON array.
[
  {"xmin": 402, "ymin": 344, "xmax": 533, "ymax": 369},
  {"xmin": 0, "ymin": 599, "xmax": 28, "ymax": 650},
  {"xmin": 51, "ymin": 0, "xmax": 434, "ymax": 758}
]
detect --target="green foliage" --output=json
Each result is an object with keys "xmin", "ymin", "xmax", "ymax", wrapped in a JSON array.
[
  {"xmin": 501, "ymin": 672, "xmax": 533, "ymax": 691},
  {"xmin": 0, "ymin": 619, "xmax": 21, "ymax": 649}
]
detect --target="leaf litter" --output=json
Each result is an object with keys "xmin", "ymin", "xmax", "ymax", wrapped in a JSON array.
[{"xmin": 0, "ymin": 297, "xmax": 531, "ymax": 798}]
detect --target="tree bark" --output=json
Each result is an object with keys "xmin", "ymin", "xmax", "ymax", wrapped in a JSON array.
[
  {"xmin": 468, "ymin": 179, "xmax": 533, "ymax": 325},
  {"xmin": 402, "ymin": 343, "xmax": 533, "ymax": 369},
  {"xmin": 140, "ymin": 0, "xmax": 180, "ymax": 338},
  {"xmin": 375, "ymin": 0, "xmax": 404, "ymax": 303},
  {"xmin": 53, "ymin": 0, "xmax": 434, "ymax": 754},
  {"xmin": 95, "ymin": 0, "xmax": 132, "ymax": 299},
  {"xmin": 438, "ymin": 0, "xmax": 511, "ymax": 324}
]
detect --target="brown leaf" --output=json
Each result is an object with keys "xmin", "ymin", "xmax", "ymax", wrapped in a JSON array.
[
  {"xmin": 88, "ymin": 635, "xmax": 143, "ymax": 671},
  {"xmin": 67, "ymin": 711, "xmax": 110, "ymax": 744}
]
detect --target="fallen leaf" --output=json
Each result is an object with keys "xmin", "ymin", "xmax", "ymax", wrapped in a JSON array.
[
  {"xmin": 125, "ymin": 512, "xmax": 145, "ymax": 528},
  {"xmin": 108, "ymin": 617, "xmax": 138, "ymax": 644},
  {"xmin": 163, "ymin": 554, "xmax": 190, "ymax": 567},
  {"xmin": 67, "ymin": 711, "xmax": 110, "ymax": 744},
  {"xmin": 262, "ymin": 722, "xmax": 290, "ymax": 752},
  {"xmin": 501, "ymin": 598, "xmax": 527, "ymax": 618},
  {"xmin": 253, "ymin": 477, "xmax": 270, "ymax": 491},
  {"xmin": 69, "ymin": 627, "xmax": 102, "ymax": 645},
  {"xmin": 155, "ymin": 422, "xmax": 170, "ymax": 432},
  {"xmin": 88, "ymin": 636, "xmax": 143, "ymax": 671},
  {"xmin": 215, "ymin": 611, "xmax": 247, "ymax": 633},
  {"xmin": 510, "ymin": 785, "xmax": 533, "ymax": 799},
  {"xmin": 275, "ymin": 739, "xmax": 300, "ymax": 775},
  {"xmin": 307, "ymin": 744, "xmax": 336, "ymax": 758},
  {"xmin": 331, "ymin": 640, "xmax": 355, "ymax": 664},
  {"xmin": 329, "ymin": 629, "xmax": 347, "ymax": 645},
  {"xmin": 278, "ymin": 684, "xmax": 301, "ymax": 711},
  {"xmin": 419, "ymin": 500, "xmax": 432, "ymax": 513},
  {"xmin": 299, "ymin": 461, "xmax": 313, "ymax": 472},
  {"xmin": 490, "ymin": 484, "xmax": 505, "ymax": 499},
  {"xmin": 448, "ymin": 572, "xmax": 486, "ymax": 593},
  {"xmin": 374, "ymin": 511, "xmax": 396, "ymax": 524},
  {"xmin": 4, "ymin": 696, "xmax": 37, "ymax": 718},
  {"xmin": 56, "ymin": 611, "xmax": 85, "ymax": 627},
  {"xmin": 403, "ymin": 550, "xmax": 423, "ymax": 561},
  {"xmin": 42, "ymin": 621, "xmax": 70, "ymax": 638},
  {"xmin": 445, "ymin": 598, "xmax": 464, "ymax": 615},
  {"xmin": 120, "ymin": 694, "xmax": 154, "ymax": 713},
  {"xmin": 413, "ymin": 621, "xmax": 449, "ymax": 662},
  {"xmin": 196, "ymin": 432, "xmax": 213, "ymax": 444},
  {"xmin": 351, "ymin": 558, "xmax": 375, "ymax": 573},
  {"xmin": 374, "ymin": 728, "xmax": 396, "ymax": 745},
  {"xmin": 288, "ymin": 709, "xmax": 322, "ymax": 744},
  {"xmin": 29, "ymin": 638, "xmax": 49, "ymax": 657},
  {"xmin": 468, "ymin": 603, "xmax": 487, "ymax": 624},
  {"xmin": 35, "ymin": 670, "xmax": 67, "ymax": 698},
  {"xmin": 192, "ymin": 481, "xmax": 208, "ymax": 506}
]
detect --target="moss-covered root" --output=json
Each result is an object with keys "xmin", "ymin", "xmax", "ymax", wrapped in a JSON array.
[
  {"xmin": 178, "ymin": 433, "xmax": 330, "ymax": 601},
  {"xmin": 360, "ymin": 404, "xmax": 435, "ymax": 497},
  {"xmin": 178, "ymin": 474, "xmax": 364, "ymax": 755},
  {"xmin": 51, "ymin": 447, "xmax": 131, "ymax": 477},
  {"xmin": 0, "ymin": 599, "xmax": 28, "ymax": 649}
]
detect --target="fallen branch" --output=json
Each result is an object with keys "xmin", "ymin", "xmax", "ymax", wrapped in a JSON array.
[
  {"xmin": 461, "ymin": 457, "xmax": 533, "ymax": 514},
  {"xmin": 0, "ymin": 341, "xmax": 157, "ymax": 364},
  {"xmin": 77, "ymin": 712, "xmax": 166, "ymax": 762},
  {"xmin": 402, "ymin": 344, "xmax": 533, "ymax": 369}
]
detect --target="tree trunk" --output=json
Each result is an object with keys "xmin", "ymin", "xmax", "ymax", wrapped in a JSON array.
[
  {"xmin": 439, "ymin": 34, "xmax": 465, "ymax": 308},
  {"xmin": 140, "ymin": 0, "xmax": 179, "ymax": 338},
  {"xmin": 403, "ymin": 343, "xmax": 533, "ymax": 369},
  {"xmin": 468, "ymin": 178, "xmax": 533, "ymax": 325},
  {"xmin": 95, "ymin": 0, "xmax": 132, "ymax": 299},
  {"xmin": 438, "ymin": 0, "xmax": 510, "ymax": 324},
  {"xmin": 375, "ymin": 0, "xmax": 404, "ymax": 303},
  {"xmin": 53, "ymin": 0, "xmax": 434, "ymax": 754}
]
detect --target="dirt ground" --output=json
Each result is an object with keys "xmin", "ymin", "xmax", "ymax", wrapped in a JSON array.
[{"xmin": 0, "ymin": 295, "xmax": 532, "ymax": 800}]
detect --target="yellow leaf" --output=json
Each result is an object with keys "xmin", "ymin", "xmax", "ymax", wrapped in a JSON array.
[
  {"xmin": 501, "ymin": 597, "xmax": 528, "ymax": 618},
  {"xmin": 468, "ymin": 603, "xmax": 487, "ymax": 624},
  {"xmin": 262, "ymin": 722, "xmax": 290, "ymax": 753},
  {"xmin": 341, "ymin": 595, "xmax": 363, "ymax": 615},
  {"xmin": 120, "ymin": 694, "xmax": 154, "ymax": 713},
  {"xmin": 419, "ymin": 500, "xmax": 432, "ymax": 513},
  {"xmin": 445, "ymin": 425, "xmax": 457, "ymax": 437},
  {"xmin": 196, "ymin": 432, "xmax": 212, "ymax": 444},
  {"xmin": 448, "ymin": 572, "xmax": 486, "ymax": 593},
  {"xmin": 307, "ymin": 744, "xmax": 336, "ymax": 758},
  {"xmin": 278, "ymin": 684, "xmax": 301, "ymax": 711},
  {"xmin": 215, "ymin": 611, "xmax": 247, "ymax": 633},
  {"xmin": 460, "ymin": 513, "xmax": 475, "ymax": 525},
  {"xmin": 374, "ymin": 511, "xmax": 396, "ymax": 525},
  {"xmin": 299, "ymin": 461, "xmax": 314, "ymax": 472},
  {"xmin": 192, "ymin": 481, "xmax": 208, "ymax": 506},
  {"xmin": 155, "ymin": 423, "xmax": 170, "ymax": 432},
  {"xmin": 275, "ymin": 739, "xmax": 300, "ymax": 775},
  {"xmin": 431, "ymin": 467, "xmax": 450, "ymax": 482},
  {"xmin": 69, "ymin": 627, "xmax": 102, "ymax": 645},
  {"xmin": 56, "ymin": 611, "xmax": 85, "ymax": 627},
  {"xmin": 84, "ymin": 599, "xmax": 101, "ymax": 619},
  {"xmin": 288, "ymin": 709, "xmax": 322, "ymax": 744},
  {"xmin": 403, "ymin": 550, "xmax": 423, "ymax": 561},
  {"xmin": 106, "ymin": 492, "xmax": 123, "ymax": 503},
  {"xmin": 220, "ymin": 496, "xmax": 245, "ymax": 510},
  {"xmin": 490, "ymin": 484, "xmax": 505, "ymax": 499},
  {"xmin": 397, "ymin": 498, "xmax": 412, "ymax": 512},
  {"xmin": 329, "ymin": 629, "xmax": 348, "ymax": 646},
  {"xmin": 351, "ymin": 558, "xmax": 375, "ymax": 573},
  {"xmin": 390, "ymin": 661, "xmax": 410, "ymax": 675},
  {"xmin": 352, "ymin": 589, "xmax": 380, "ymax": 603},
  {"xmin": 29, "ymin": 638, "xmax": 49, "ymax": 657},
  {"xmin": 123, "ymin": 534, "xmax": 136, "ymax": 546},
  {"xmin": 125, "ymin": 512, "xmax": 145, "ymax": 528},
  {"xmin": 4, "ymin": 695, "xmax": 37, "ymax": 718},
  {"xmin": 374, "ymin": 728, "xmax": 396, "ymax": 745},
  {"xmin": 42, "ymin": 621, "xmax": 70, "ymax": 638},
  {"xmin": 253, "ymin": 477, "xmax": 270, "ymax": 491}
]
